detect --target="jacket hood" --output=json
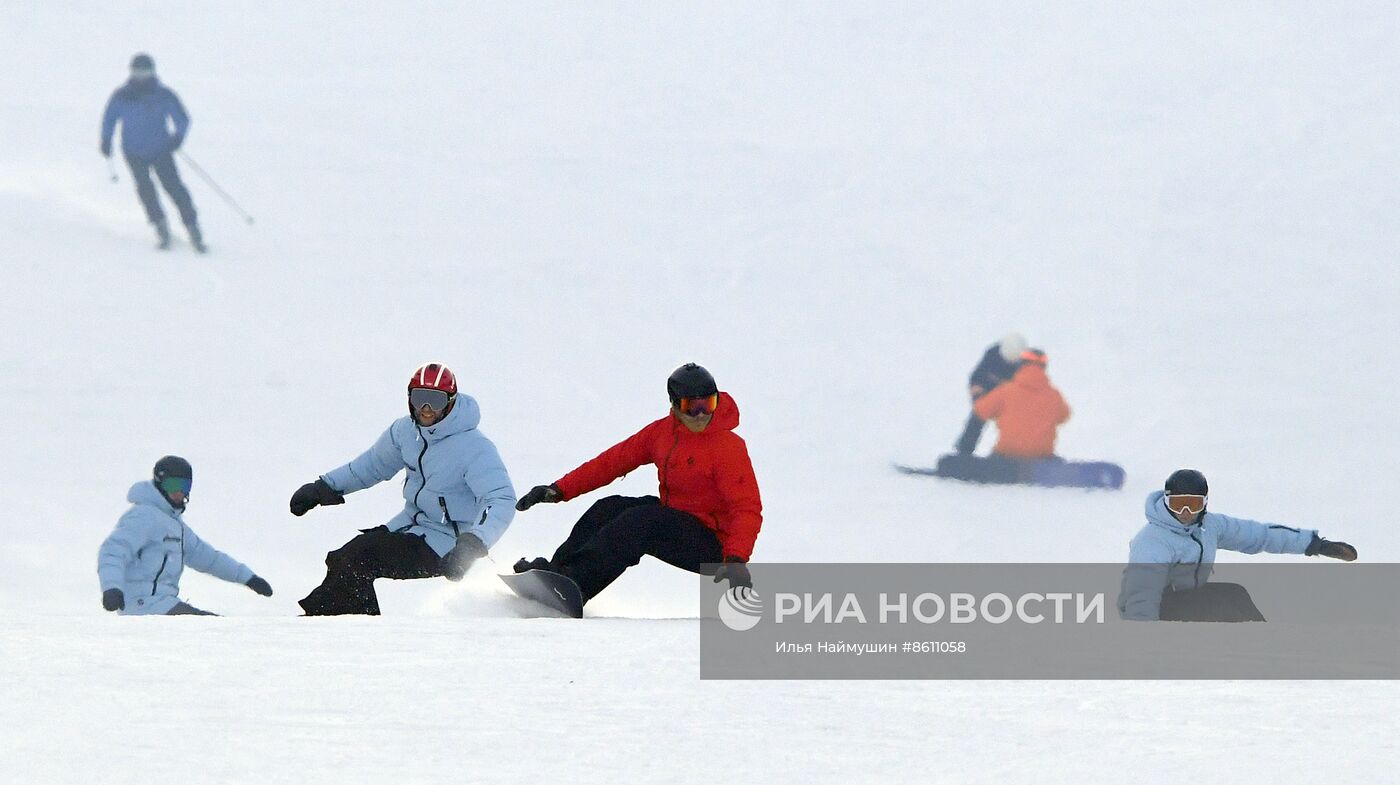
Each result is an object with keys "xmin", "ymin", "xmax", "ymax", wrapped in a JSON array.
[
  {"xmin": 128, "ymin": 480, "xmax": 180, "ymax": 516},
  {"xmin": 417, "ymin": 393, "xmax": 481, "ymax": 442},
  {"xmin": 1012, "ymin": 364, "xmax": 1052, "ymax": 389},
  {"xmin": 1143, "ymin": 490, "xmax": 1195, "ymax": 536},
  {"xmin": 670, "ymin": 391, "xmax": 740, "ymax": 433}
]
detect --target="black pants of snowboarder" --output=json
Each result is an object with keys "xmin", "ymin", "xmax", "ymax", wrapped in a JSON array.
[
  {"xmin": 299, "ymin": 526, "xmax": 445, "ymax": 616},
  {"xmin": 1159, "ymin": 582, "xmax": 1265, "ymax": 622},
  {"xmin": 125, "ymin": 152, "xmax": 198, "ymax": 229},
  {"xmin": 167, "ymin": 601, "xmax": 216, "ymax": 616},
  {"xmin": 550, "ymin": 495, "xmax": 722, "ymax": 604}
]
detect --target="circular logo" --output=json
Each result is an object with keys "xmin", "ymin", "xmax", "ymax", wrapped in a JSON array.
[{"xmin": 717, "ymin": 587, "xmax": 763, "ymax": 631}]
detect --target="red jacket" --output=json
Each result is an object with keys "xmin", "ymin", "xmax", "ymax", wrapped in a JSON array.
[
  {"xmin": 554, "ymin": 392, "xmax": 763, "ymax": 560},
  {"xmin": 973, "ymin": 364, "xmax": 1071, "ymax": 458}
]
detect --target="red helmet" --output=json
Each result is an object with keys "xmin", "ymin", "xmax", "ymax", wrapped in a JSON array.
[{"xmin": 409, "ymin": 362, "xmax": 457, "ymax": 394}]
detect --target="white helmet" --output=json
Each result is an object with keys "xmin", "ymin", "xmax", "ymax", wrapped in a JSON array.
[{"xmin": 998, "ymin": 333, "xmax": 1028, "ymax": 364}]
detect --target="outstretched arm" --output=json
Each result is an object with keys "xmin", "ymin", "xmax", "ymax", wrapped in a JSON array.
[
  {"xmin": 554, "ymin": 420, "xmax": 658, "ymax": 500},
  {"xmin": 1212, "ymin": 513, "xmax": 1315, "ymax": 555},
  {"xmin": 181, "ymin": 525, "xmax": 254, "ymax": 585},
  {"xmin": 322, "ymin": 425, "xmax": 405, "ymax": 495}
]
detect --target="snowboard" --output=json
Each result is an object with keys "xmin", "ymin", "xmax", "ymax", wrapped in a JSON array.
[
  {"xmin": 895, "ymin": 453, "xmax": 1125, "ymax": 490},
  {"xmin": 499, "ymin": 569, "xmax": 584, "ymax": 618}
]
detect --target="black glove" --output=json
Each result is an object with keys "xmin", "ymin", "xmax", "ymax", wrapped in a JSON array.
[
  {"xmin": 442, "ymin": 534, "xmax": 488, "ymax": 581},
  {"xmin": 102, "ymin": 588, "xmax": 125, "ymax": 612},
  {"xmin": 245, "ymin": 575, "xmax": 274, "ymax": 596},
  {"xmin": 100, "ymin": 141, "xmax": 112, "ymax": 158},
  {"xmin": 516, "ymin": 484, "xmax": 562, "ymax": 512},
  {"xmin": 713, "ymin": 557, "xmax": 753, "ymax": 589},
  {"xmin": 290, "ymin": 478, "xmax": 344, "ymax": 516},
  {"xmin": 1306, "ymin": 535, "xmax": 1357, "ymax": 561}
]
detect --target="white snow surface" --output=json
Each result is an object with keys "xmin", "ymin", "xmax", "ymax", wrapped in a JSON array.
[{"xmin": 2, "ymin": 3, "xmax": 1398, "ymax": 783}]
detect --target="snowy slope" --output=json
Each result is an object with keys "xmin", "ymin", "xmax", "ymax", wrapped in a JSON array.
[{"xmin": 2, "ymin": 2, "xmax": 1398, "ymax": 783}]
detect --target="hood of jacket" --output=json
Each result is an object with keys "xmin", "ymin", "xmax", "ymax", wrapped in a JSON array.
[
  {"xmin": 1143, "ymin": 490, "xmax": 1197, "ymax": 537},
  {"xmin": 416, "ymin": 393, "xmax": 481, "ymax": 443},
  {"xmin": 127, "ymin": 479, "xmax": 182, "ymax": 518},
  {"xmin": 1010, "ymin": 364, "xmax": 1053, "ymax": 391},
  {"xmin": 668, "ymin": 391, "xmax": 740, "ymax": 433}
]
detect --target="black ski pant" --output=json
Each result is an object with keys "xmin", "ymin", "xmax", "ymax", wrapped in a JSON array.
[
  {"xmin": 299, "ymin": 526, "xmax": 446, "ymax": 616},
  {"xmin": 550, "ymin": 495, "xmax": 723, "ymax": 604},
  {"xmin": 125, "ymin": 152, "xmax": 198, "ymax": 228},
  {"xmin": 1159, "ymin": 582, "xmax": 1266, "ymax": 622}
]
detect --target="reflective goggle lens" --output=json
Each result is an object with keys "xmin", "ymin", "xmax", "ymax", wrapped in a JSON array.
[
  {"xmin": 409, "ymin": 388, "xmax": 452, "ymax": 411},
  {"xmin": 1164, "ymin": 494, "xmax": 1207, "ymax": 515},
  {"xmin": 159, "ymin": 476, "xmax": 192, "ymax": 496},
  {"xmin": 679, "ymin": 394, "xmax": 719, "ymax": 416}
]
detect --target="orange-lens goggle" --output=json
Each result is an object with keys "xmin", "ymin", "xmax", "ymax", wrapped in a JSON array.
[
  {"xmin": 678, "ymin": 394, "xmax": 719, "ymax": 416},
  {"xmin": 1164, "ymin": 494, "xmax": 1207, "ymax": 515}
]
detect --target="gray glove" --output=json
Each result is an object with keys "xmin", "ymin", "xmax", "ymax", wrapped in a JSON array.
[{"xmin": 443, "ymin": 534, "xmax": 488, "ymax": 581}]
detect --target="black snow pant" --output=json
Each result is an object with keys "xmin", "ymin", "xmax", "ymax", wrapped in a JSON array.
[
  {"xmin": 167, "ymin": 601, "xmax": 216, "ymax": 616},
  {"xmin": 125, "ymin": 152, "xmax": 198, "ymax": 229},
  {"xmin": 299, "ymin": 526, "xmax": 446, "ymax": 616},
  {"xmin": 1159, "ymin": 582, "xmax": 1266, "ymax": 622},
  {"xmin": 550, "ymin": 495, "xmax": 723, "ymax": 604}
]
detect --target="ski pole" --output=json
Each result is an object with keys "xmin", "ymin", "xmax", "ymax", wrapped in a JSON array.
[
  {"xmin": 175, "ymin": 150, "xmax": 255, "ymax": 224},
  {"xmin": 106, "ymin": 157, "xmax": 118, "ymax": 183}
]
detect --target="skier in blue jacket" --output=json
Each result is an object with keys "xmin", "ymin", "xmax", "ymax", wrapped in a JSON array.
[
  {"xmin": 1119, "ymin": 469, "xmax": 1357, "ymax": 621},
  {"xmin": 97, "ymin": 456, "xmax": 273, "ymax": 615},
  {"xmin": 290, "ymin": 363, "xmax": 517, "ymax": 615},
  {"xmin": 100, "ymin": 53, "xmax": 205, "ymax": 252}
]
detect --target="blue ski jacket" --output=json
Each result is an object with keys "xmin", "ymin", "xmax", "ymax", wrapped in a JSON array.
[
  {"xmin": 97, "ymin": 481, "xmax": 253, "ymax": 615},
  {"xmin": 321, "ymin": 394, "xmax": 516, "ymax": 556},
  {"xmin": 1118, "ymin": 490, "xmax": 1315, "ymax": 620},
  {"xmin": 100, "ymin": 78, "xmax": 190, "ymax": 159}
]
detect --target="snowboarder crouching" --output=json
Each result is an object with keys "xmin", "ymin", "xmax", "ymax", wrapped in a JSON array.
[{"xmin": 98, "ymin": 456, "xmax": 272, "ymax": 615}]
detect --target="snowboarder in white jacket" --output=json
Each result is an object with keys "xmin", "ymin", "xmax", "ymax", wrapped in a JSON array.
[
  {"xmin": 1118, "ymin": 469, "xmax": 1357, "ymax": 621},
  {"xmin": 97, "ymin": 456, "xmax": 273, "ymax": 615}
]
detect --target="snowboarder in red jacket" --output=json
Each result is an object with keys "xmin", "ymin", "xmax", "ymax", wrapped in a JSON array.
[{"xmin": 513, "ymin": 363, "xmax": 763, "ymax": 605}]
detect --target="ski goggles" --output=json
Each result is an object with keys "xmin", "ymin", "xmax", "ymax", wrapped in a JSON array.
[
  {"xmin": 158, "ymin": 476, "xmax": 192, "ymax": 496},
  {"xmin": 678, "ymin": 394, "xmax": 719, "ymax": 417},
  {"xmin": 1164, "ymin": 494, "xmax": 1207, "ymax": 515},
  {"xmin": 130, "ymin": 67, "xmax": 155, "ymax": 79},
  {"xmin": 409, "ymin": 388, "xmax": 453, "ymax": 412}
]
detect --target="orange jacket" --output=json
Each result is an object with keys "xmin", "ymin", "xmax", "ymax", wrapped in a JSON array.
[
  {"xmin": 554, "ymin": 392, "xmax": 763, "ymax": 560},
  {"xmin": 972, "ymin": 365, "xmax": 1071, "ymax": 458}
]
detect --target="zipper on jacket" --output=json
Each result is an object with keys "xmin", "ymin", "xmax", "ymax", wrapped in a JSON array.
[
  {"xmin": 410, "ymin": 427, "xmax": 431, "ymax": 525},
  {"xmin": 439, "ymin": 497, "xmax": 459, "ymax": 536},
  {"xmin": 1189, "ymin": 529, "xmax": 1205, "ymax": 588},
  {"xmin": 660, "ymin": 428, "xmax": 682, "ymax": 506},
  {"xmin": 151, "ymin": 554, "xmax": 169, "ymax": 596}
]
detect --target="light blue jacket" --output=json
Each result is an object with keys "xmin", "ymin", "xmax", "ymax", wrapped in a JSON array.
[
  {"xmin": 1118, "ymin": 490, "xmax": 1315, "ymax": 620},
  {"xmin": 97, "ymin": 481, "xmax": 253, "ymax": 615},
  {"xmin": 322, "ymin": 394, "xmax": 516, "ymax": 556}
]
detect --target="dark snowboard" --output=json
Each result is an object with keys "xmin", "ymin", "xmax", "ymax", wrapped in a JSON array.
[
  {"xmin": 499, "ymin": 569, "xmax": 584, "ymax": 618},
  {"xmin": 895, "ymin": 453, "xmax": 1125, "ymax": 490}
]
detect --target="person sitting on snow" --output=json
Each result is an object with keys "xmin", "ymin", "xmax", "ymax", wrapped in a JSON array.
[
  {"xmin": 512, "ymin": 363, "xmax": 763, "ymax": 607},
  {"xmin": 971, "ymin": 348, "xmax": 1070, "ymax": 459},
  {"xmin": 953, "ymin": 333, "xmax": 1027, "ymax": 455},
  {"xmin": 97, "ymin": 456, "xmax": 273, "ymax": 615},
  {"xmin": 1119, "ymin": 469, "xmax": 1357, "ymax": 621},
  {"xmin": 288, "ymin": 362, "xmax": 516, "ymax": 615}
]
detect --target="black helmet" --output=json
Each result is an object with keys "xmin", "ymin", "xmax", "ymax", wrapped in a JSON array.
[
  {"xmin": 1164, "ymin": 468, "xmax": 1208, "ymax": 496},
  {"xmin": 667, "ymin": 363, "xmax": 717, "ymax": 404},
  {"xmin": 130, "ymin": 53, "xmax": 155, "ymax": 71},
  {"xmin": 153, "ymin": 455, "xmax": 192, "ymax": 483}
]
